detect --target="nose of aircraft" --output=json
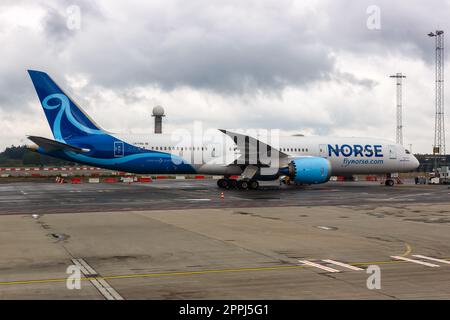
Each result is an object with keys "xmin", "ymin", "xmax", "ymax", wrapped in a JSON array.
[{"xmin": 412, "ymin": 155, "xmax": 420, "ymax": 169}]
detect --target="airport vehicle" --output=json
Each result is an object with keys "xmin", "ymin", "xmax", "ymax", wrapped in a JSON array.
[{"xmin": 26, "ymin": 70, "xmax": 420, "ymax": 189}]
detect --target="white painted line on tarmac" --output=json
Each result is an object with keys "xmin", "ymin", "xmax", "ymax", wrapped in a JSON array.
[
  {"xmin": 412, "ymin": 255, "xmax": 450, "ymax": 265},
  {"xmin": 391, "ymin": 256, "xmax": 440, "ymax": 267},
  {"xmin": 71, "ymin": 258, "xmax": 124, "ymax": 300},
  {"xmin": 322, "ymin": 259, "xmax": 364, "ymax": 271},
  {"xmin": 298, "ymin": 260, "xmax": 340, "ymax": 273},
  {"xmin": 89, "ymin": 278, "xmax": 115, "ymax": 300},
  {"xmin": 95, "ymin": 278, "xmax": 124, "ymax": 300},
  {"xmin": 77, "ymin": 258, "xmax": 97, "ymax": 275}
]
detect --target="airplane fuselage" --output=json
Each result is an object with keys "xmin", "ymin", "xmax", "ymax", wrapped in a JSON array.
[
  {"xmin": 27, "ymin": 69, "xmax": 420, "ymax": 186},
  {"xmin": 40, "ymin": 132, "xmax": 419, "ymax": 177}
]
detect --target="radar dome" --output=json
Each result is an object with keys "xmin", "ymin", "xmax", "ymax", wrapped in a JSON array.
[{"xmin": 152, "ymin": 105, "xmax": 165, "ymax": 116}]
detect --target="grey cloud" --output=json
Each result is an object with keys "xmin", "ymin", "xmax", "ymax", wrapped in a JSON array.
[
  {"xmin": 2, "ymin": 0, "xmax": 446, "ymax": 97},
  {"xmin": 67, "ymin": 1, "xmax": 336, "ymax": 94},
  {"xmin": 333, "ymin": 72, "xmax": 378, "ymax": 88},
  {"xmin": 323, "ymin": 0, "xmax": 450, "ymax": 63},
  {"xmin": 0, "ymin": 0, "xmax": 447, "ymax": 152}
]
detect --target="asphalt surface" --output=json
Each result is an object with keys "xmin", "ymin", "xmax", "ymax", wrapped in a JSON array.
[
  {"xmin": 0, "ymin": 180, "xmax": 449, "ymax": 214},
  {"xmin": 0, "ymin": 180, "xmax": 449, "ymax": 299}
]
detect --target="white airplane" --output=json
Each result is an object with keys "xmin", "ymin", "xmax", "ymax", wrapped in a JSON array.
[{"xmin": 26, "ymin": 70, "xmax": 419, "ymax": 189}]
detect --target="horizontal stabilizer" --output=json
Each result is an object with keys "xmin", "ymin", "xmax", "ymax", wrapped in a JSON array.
[{"xmin": 27, "ymin": 136, "xmax": 90, "ymax": 153}]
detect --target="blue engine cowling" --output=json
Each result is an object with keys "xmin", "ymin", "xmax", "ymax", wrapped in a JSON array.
[{"xmin": 288, "ymin": 157, "xmax": 331, "ymax": 184}]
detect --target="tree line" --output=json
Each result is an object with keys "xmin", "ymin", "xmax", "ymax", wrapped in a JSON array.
[{"xmin": 0, "ymin": 145, "xmax": 75, "ymax": 167}]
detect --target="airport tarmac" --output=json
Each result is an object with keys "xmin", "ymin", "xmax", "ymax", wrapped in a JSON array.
[
  {"xmin": 0, "ymin": 179, "xmax": 449, "ymax": 214},
  {"xmin": 0, "ymin": 180, "xmax": 450, "ymax": 299}
]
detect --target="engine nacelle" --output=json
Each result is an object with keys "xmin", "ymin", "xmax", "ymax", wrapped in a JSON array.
[{"xmin": 288, "ymin": 157, "xmax": 331, "ymax": 184}]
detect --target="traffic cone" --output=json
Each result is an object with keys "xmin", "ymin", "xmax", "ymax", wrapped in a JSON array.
[{"xmin": 220, "ymin": 192, "xmax": 224, "ymax": 199}]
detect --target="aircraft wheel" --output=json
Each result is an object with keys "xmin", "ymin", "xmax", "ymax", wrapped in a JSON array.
[
  {"xmin": 249, "ymin": 180, "xmax": 259, "ymax": 190},
  {"xmin": 217, "ymin": 179, "xmax": 228, "ymax": 189},
  {"xmin": 229, "ymin": 179, "xmax": 238, "ymax": 189},
  {"xmin": 238, "ymin": 180, "xmax": 249, "ymax": 190},
  {"xmin": 385, "ymin": 179, "xmax": 394, "ymax": 187}
]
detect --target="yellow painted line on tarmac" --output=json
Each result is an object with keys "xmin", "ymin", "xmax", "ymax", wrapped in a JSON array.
[
  {"xmin": 0, "ymin": 257, "xmax": 448, "ymax": 286},
  {"xmin": 0, "ymin": 266, "xmax": 305, "ymax": 286},
  {"xmin": 401, "ymin": 243, "xmax": 413, "ymax": 257}
]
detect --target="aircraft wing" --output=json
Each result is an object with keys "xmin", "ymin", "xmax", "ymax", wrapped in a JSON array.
[
  {"xmin": 218, "ymin": 129, "xmax": 289, "ymax": 166},
  {"xmin": 27, "ymin": 136, "xmax": 89, "ymax": 153}
]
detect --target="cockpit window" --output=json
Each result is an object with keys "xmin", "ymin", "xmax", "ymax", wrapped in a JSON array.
[{"xmin": 405, "ymin": 149, "xmax": 411, "ymax": 154}]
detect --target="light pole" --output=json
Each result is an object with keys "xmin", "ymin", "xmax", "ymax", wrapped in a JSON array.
[
  {"xmin": 389, "ymin": 73, "xmax": 406, "ymax": 145},
  {"xmin": 428, "ymin": 30, "xmax": 445, "ymax": 174}
]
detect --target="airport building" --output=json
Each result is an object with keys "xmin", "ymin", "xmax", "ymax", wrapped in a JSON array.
[{"xmin": 414, "ymin": 154, "xmax": 450, "ymax": 173}]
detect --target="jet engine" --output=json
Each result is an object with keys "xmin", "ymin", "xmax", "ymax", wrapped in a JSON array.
[{"xmin": 287, "ymin": 157, "xmax": 331, "ymax": 184}]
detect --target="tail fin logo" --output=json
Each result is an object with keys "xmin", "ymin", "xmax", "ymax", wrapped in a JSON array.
[{"xmin": 43, "ymin": 93, "xmax": 104, "ymax": 142}]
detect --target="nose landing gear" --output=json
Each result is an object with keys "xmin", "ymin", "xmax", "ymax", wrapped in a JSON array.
[{"xmin": 382, "ymin": 173, "xmax": 401, "ymax": 186}]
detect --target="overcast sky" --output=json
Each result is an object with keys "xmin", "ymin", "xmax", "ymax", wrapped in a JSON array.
[{"xmin": 0, "ymin": 0, "xmax": 449, "ymax": 153}]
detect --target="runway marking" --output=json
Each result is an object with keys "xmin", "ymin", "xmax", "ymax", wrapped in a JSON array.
[
  {"xmin": 2, "ymin": 257, "xmax": 450, "ymax": 287},
  {"xmin": 390, "ymin": 256, "xmax": 440, "ymax": 267},
  {"xmin": 298, "ymin": 260, "xmax": 340, "ymax": 273},
  {"xmin": 75, "ymin": 258, "xmax": 97, "ymax": 276},
  {"xmin": 401, "ymin": 243, "xmax": 412, "ymax": 257},
  {"xmin": 412, "ymin": 255, "xmax": 450, "ymax": 265},
  {"xmin": 322, "ymin": 259, "xmax": 364, "ymax": 271},
  {"xmin": 186, "ymin": 199, "xmax": 211, "ymax": 201},
  {"xmin": 72, "ymin": 259, "xmax": 123, "ymax": 300}
]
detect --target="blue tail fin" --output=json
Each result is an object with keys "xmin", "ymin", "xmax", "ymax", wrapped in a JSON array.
[{"xmin": 28, "ymin": 70, "xmax": 104, "ymax": 142}]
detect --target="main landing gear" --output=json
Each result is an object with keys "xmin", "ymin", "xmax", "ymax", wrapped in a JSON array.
[{"xmin": 217, "ymin": 178, "xmax": 259, "ymax": 190}]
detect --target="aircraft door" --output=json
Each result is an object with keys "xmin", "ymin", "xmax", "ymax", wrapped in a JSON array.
[
  {"xmin": 319, "ymin": 144, "xmax": 328, "ymax": 158},
  {"xmin": 389, "ymin": 145, "xmax": 397, "ymax": 159}
]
